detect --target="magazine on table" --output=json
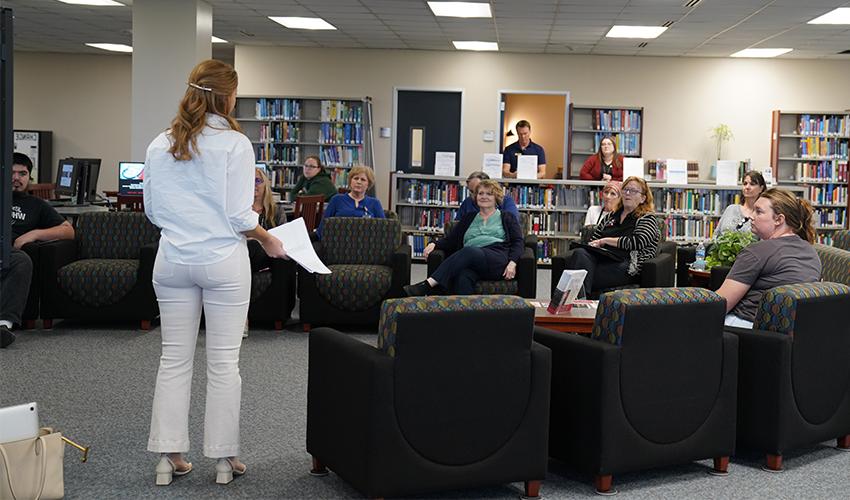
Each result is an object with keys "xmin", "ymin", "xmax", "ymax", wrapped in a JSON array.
[{"xmin": 547, "ymin": 269, "xmax": 588, "ymax": 314}]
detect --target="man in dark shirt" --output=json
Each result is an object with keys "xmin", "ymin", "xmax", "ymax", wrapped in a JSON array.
[
  {"xmin": 502, "ymin": 119, "xmax": 547, "ymax": 179},
  {"xmin": 1, "ymin": 153, "xmax": 75, "ymax": 347}
]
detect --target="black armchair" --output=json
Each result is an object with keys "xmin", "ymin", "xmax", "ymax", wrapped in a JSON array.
[
  {"xmin": 726, "ymin": 282, "xmax": 850, "ymax": 471},
  {"xmin": 535, "ymin": 287, "xmax": 737, "ymax": 494},
  {"xmin": 247, "ymin": 245, "xmax": 297, "ymax": 330},
  {"xmin": 307, "ymin": 295, "xmax": 551, "ymax": 498},
  {"xmin": 20, "ymin": 242, "xmax": 40, "ymax": 329}
]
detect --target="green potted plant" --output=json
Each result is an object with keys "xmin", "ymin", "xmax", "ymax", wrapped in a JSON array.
[
  {"xmin": 705, "ymin": 230, "xmax": 755, "ymax": 269},
  {"xmin": 711, "ymin": 124, "xmax": 734, "ymax": 160}
]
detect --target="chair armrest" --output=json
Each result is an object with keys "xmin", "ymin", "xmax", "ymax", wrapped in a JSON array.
[
  {"xmin": 426, "ymin": 249, "xmax": 447, "ymax": 278},
  {"xmin": 138, "ymin": 241, "xmax": 158, "ymax": 284},
  {"xmin": 640, "ymin": 251, "xmax": 675, "ymax": 288},
  {"xmin": 516, "ymin": 246, "xmax": 537, "ymax": 298},
  {"xmin": 710, "ymin": 266, "xmax": 732, "ymax": 291},
  {"xmin": 39, "ymin": 239, "xmax": 77, "ymax": 279},
  {"xmin": 389, "ymin": 244, "xmax": 411, "ymax": 297},
  {"xmin": 524, "ymin": 233, "xmax": 538, "ymax": 253}
]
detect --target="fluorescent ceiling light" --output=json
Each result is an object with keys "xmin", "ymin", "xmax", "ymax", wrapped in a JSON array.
[
  {"xmin": 605, "ymin": 25, "xmax": 668, "ymax": 39},
  {"xmin": 57, "ymin": 0, "xmax": 124, "ymax": 5},
  {"xmin": 452, "ymin": 41, "xmax": 498, "ymax": 51},
  {"xmin": 269, "ymin": 16, "xmax": 336, "ymax": 30},
  {"xmin": 428, "ymin": 2, "xmax": 492, "ymax": 18},
  {"xmin": 85, "ymin": 43, "xmax": 132, "ymax": 53},
  {"xmin": 730, "ymin": 48, "xmax": 792, "ymax": 58},
  {"xmin": 211, "ymin": 36, "xmax": 228, "ymax": 44},
  {"xmin": 808, "ymin": 8, "xmax": 850, "ymax": 24}
]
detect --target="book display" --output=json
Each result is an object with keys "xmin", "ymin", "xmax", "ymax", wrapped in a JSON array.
[
  {"xmin": 235, "ymin": 96, "xmax": 373, "ymax": 201},
  {"xmin": 567, "ymin": 105, "xmax": 643, "ymax": 178},
  {"xmin": 771, "ymin": 110, "xmax": 850, "ymax": 245}
]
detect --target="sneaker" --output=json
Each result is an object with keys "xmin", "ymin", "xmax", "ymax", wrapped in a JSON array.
[{"xmin": 0, "ymin": 325, "xmax": 16, "ymax": 348}]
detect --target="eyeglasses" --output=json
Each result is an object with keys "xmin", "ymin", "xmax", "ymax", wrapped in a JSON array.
[
  {"xmin": 303, "ymin": 164, "xmax": 319, "ymax": 170},
  {"xmin": 622, "ymin": 188, "xmax": 644, "ymax": 196},
  {"xmin": 254, "ymin": 177, "xmax": 264, "ymax": 185}
]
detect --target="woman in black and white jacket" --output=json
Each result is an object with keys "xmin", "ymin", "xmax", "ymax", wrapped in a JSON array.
[{"xmin": 567, "ymin": 176, "xmax": 660, "ymax": 295}]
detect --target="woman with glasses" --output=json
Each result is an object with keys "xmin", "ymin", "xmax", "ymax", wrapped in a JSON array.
[
  {"xmin": 290, "ymin": 155, "xmax": 337, "ymax": 202},
  {"xmin": 579, "ymin": 135, "xmax": 624, "ymax": 181},
  {"xmin": 317, "ymin": 165, "xmax": 384, "ymax": 237},
  {"xmin": 567, "ymin": 176, "xmax": 660, "ymax": 296},
  {"xmin": 584, "ymin": 180, "xmax": 622, "ymax": 226}
]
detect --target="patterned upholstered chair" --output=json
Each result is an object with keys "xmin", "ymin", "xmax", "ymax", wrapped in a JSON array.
[
  {"xmin": 726, "ymin": 282, "xmax": 850, "ymax": 471},
  {"xmin": 816, "ymin": 243, "xmax": 850, "ymax": 286},
  {"xmin": 534, "ymin": 288, "xmax": 737, "ymax": 494},
  {"xmin": 549, "ymin": 217, "xmax": 676, "ymax": 298},
  {"xmin": 428, "ymin": 217, "xmax": 537, "ymax": 298},
  {"xmin": 298, "ymin": 217, "xmax": 410, "ymax": 331},
  {"xmin": 39, "ymin": 212, "xmax": 160, "ymax": 330},
  {"xmin": 834, "ymin": 230, "xmax": 850, "ymax": 252},
  {"xmin": 307, "ymin": 296, "xmax": 551, "ymax": 498}
]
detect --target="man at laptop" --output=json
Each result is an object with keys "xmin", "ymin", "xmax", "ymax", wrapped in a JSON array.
[{"xmin": 1, "ymin": 153, "xmax": 74, "ymax": 347}]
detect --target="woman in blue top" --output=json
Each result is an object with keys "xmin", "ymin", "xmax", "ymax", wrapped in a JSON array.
[
  {"xmin": 405, "ymin": 179, "xmax": 524, "ymax": 296},
  {"xmin": 318, "ymin": 165, "xmax": 384, "ymax": 237}
]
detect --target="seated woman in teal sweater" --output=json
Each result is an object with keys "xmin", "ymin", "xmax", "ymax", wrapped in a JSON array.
[{"xmin": 317, "ymin": 166, "xmax": 384, "ymax": 237}]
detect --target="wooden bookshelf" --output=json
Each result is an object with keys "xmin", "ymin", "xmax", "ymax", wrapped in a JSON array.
[
  {"xmin": 567, "ymin": 105, "xmax": 643, "ymax": 179},
  {"xmin": 234, "ymin": 95, "xmax": 373, "ymax": 201},
  {"xmin": 771, "ymin": 110, "xmax": 849, "ymax": 245}
]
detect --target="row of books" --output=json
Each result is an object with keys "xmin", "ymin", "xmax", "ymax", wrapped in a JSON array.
[
  {"xmin": 655, "ymin": 190, "xmax": 743, "ymax": 215},
  {"xmin": 536, "ymin": 239, "xmax": 570, "ymax": 263},
  {"xmin": 593, "ymin": 132, "xmax": 640, "ymax": 155},
  {"xmin": 807, "ymin": 184, "xmax": 847, "ymax": 206},
  {"xmin": 663, "ymin": 217, "xmax": 719, "ymax": 242},
  {"xmin": 259, "ymin": 122, "xmax": 299, "ymax": 143},
  {"xmin": 269, "ymin": 167, "xmax": 299, "ymax": 188},
  {"xmin": 318, "ymin": 123, "xmax": 363, "ymax": 145},
  {"xmin": 814, "ymin": 208, "xmax": 846, "ymax": 228},
  {"xmin": 254, "ymin": 98, "xmax": 301, "ymax": 120},
  {"xmin": 591, "ymin": 109, "xmax": 642, "ymax": 132},
  {"xmin": 796, "ymin": 114, "xmax": 850, "ymax": 137},
  {"xmin": 408, "ymin": 234, "xmax": 438, "ymax": 258},
  {"xmin": 794, "ymin": 160, "xmax": 849, "ymax": 182},
  {"xmin": 816, "ymin": 233, "xmax": 835, "ymax": 245},
  {"xmin": 396, "ymin": 206, "xmax": 457, "ymax": 231},
  {"xmin": 647, "ymin": 160, "xmax": 700, "ymax": 181},
  {"xmin": 320, "ymin": 100, "xmax": 363, "ymax": 123},
  {"xmin": 523, "ymin": 213, "xmax": 585, "ymax": 236},
  {"xmin": 255, "ymin": 144, "xmax": 299, "ymax": 164},
  {"xmin": 400, "ymin": 180, "xmax": 467, "ymax": 206},
  {"xmin": 319, "ymin": 145, "xmax": 363, "ymax": 167},
  {"xmin": 798, "ymin": 137, "xmax": 849, "ymax": 159},
  {"xmin": 505, "ymin": 185, "xmax": 593, "ymax": 209}
]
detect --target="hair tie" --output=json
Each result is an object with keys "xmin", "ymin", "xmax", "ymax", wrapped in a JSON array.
[{"xmin": 188, "ymin": 82, "xmax": 212, "ymax": 92}]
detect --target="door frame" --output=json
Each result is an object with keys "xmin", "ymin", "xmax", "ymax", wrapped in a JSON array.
[
  {"xmin": 497, "ymin": 89, "xmax": 570, "ymax": 179},
  {"xmin": 391, "ymin": 86, "xmax": 465, "ymax": 173}
]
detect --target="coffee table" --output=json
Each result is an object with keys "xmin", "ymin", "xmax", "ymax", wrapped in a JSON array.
[{"xmin": 529, "ymin": 300, "xmax": 597, "ymax": 334}]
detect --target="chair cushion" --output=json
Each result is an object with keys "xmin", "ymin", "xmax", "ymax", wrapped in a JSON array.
[
  {"xmin": 251, "ymin": 271, "xmax": 273, "ymax": 302},
  {"xmin": 816, "ymin": 244, "xmax": 850, "ymax": 286},
  {"xmin": 834, "ymin": 230, "xmax": 850, "ymax": 252},
  {"xmin": 592, "ymin": 287, "xmax": 723, "ymax": 345},
  {"xmin": 57, "ymin": 259, "xmax": 138, "ymax": 307},
  {"xmin": 321, "ymin": 217, "xmax": 400, "ymax": 265},
  {"xmin": 76, "ymin": 211, "xmax": 160, "ymax": 259},
  {"xmin": 315, "ymin": 264, "xmax": 392, "ymax": 312},
  {"xmin": 473, "ymin": 280, "xmax": 518, "ymax": 295},
  {"xmin": 754, "ymin": 282, "xmax": 850, "ymax": 336},
  {"xmin": 378, "ymin": 295, "xmax": 529, "ymax": 357}
]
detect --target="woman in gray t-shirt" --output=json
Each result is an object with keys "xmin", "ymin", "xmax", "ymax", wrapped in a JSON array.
[
  {"xmin": 716, "ymin": 188, "xmax": 821, "ymax": 327},
  {"xmin": 714, "ymin": 171, "xmax": 767, "ymax": 238}
]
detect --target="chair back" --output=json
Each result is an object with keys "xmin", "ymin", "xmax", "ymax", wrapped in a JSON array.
[
  {"xmin": 377, "ymin": 295, "xmax": 535, "ymax": 465},
  {"xmin": 76, "ymin": 211, "xmax": 160, "ymax": 259},
  {"xmin": 754, "ymin": 282, "xmax": 850, "ymax": 425},
  {"xmin": 116, "ymin": 194, "xmax": 144, "ymax": 212},
  {"xmin": 834, "ymin": 230, "xmax": 850, "ymax": 252},
  {"xmin": 321, "ymin": 217, "xmax": 400, "ymax": 265},
  {"xmin": 815, "ymin": 244, "xmax": 850, "ymax": 286},
  {"xmin": 592, "ymin": 287, "xmax": 727, "ymax": 444},
  {"xmin": 27, "ymin": 183, "xmax": 55, "ymax": 200},
  {"xmin": 294, "ymin": 195, "xmax": 325, "ymax": 232}
]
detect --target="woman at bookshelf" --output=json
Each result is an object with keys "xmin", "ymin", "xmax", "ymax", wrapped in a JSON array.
[
  {"xmin": 456, "ymin": 171, "xmax": 520, "ymax": 222},
  {"xmin": 289, "ymin": 155, "xmax": 337, "ymax": 202},
  {"xmin": 579, "ymin": 135, "xmax": 624, "ymax": 181},
  {"xmin": 318, "ymin": 165, "xmax": 384, "ymax": 237},
  {"xmin": 716, "ymin": 188, "xmax": 820, "ymax": 328},
  {"xmin": 566, "ymin": 176, "xmax": 659, "ymax": 296},
  {"xmin": 715, "ymin": 170, "xmax": 767, "ymax": 237},
  {"xmin": 144, "ymin": 59, "xmax": 286, "ymax": 487},
  {"xmin": 404, "ymin": 179, "xmax": 524, "ymax": 296},
  {"xmin": 584, "ymin": 180, "xmax": 622, "ymax": 226}
]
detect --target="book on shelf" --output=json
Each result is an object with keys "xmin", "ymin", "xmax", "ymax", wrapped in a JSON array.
[
  {"xmin": 320, "ymin": 100, "xmax": 363, "ymax": 123},
  {"xmin": 319, "ymin": 123, "xmax": 363, "ymax": 145},
  {"xmin": 795, "ymin": 160, "xmax": 848, "ymax": 182},
  {"xmin": 255, "ymin": 98, "xmax": 301, "ymax": 120},
  {"xmin": 592, "ymin": 109, "xmax": 641, "ymax": 132},
  {"xmin": 663, "ymin": 217, "xmax": 719, "ymax": 242},
  {"xmin": 593, "ymin": 132, "xmax": 640, "ymax": 155},
  {"xmin": 399, "ymin": 179, "xmax": 466, "ymax": 206},
  {"xmin": 320, "ymin": 145, "xmax": 362, "ymax": 167},
  {"xmin": 813, "ymin": 208, "xmax": 846, "ymax": 228},
  {"xmin": 654, "ymin": 189, "xmax": 741, "ymax": 216},
  {"xmin": 798, "ymin": 137, "xmax": 849, "ymax": 159},
  {"xmin": 647, "ymin": 160, "xmax": 699, "ymax": 181},
  {"xmin": 255, "ymin": 144, "xmax": 299, "ymax": 164},
  {"xmin": 408, "ymin": 234, "xmax": 438, "ymax": 258},
  {"xmin": 259, "ymin": 122, "xmax": 300, "ymax": 143},
  {"xmin": 526, "ymin": 212, "xmax": 585, "ymax": 237},
  {"xmin": 796, "ymin": 114, "xmax": 850, "ymax": 137}
]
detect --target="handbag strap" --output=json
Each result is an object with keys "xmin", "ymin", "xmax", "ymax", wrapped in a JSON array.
[{"xmin": 0, "ymin": 436, "xmax": 49, "ymax": 500}]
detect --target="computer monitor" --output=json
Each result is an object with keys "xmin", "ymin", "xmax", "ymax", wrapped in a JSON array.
[
  {"xmin": 75, "ymin": 158, "xmax": 101, "ymax": 205},
  {"xmin": 54, "ymin": 159, "xmax": 79, "ymax": 198},
  {"xmin": 118, "ymin": 161, "xmax": 144, "ymax": 196}
]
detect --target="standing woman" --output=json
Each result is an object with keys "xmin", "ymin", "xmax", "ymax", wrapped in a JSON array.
[
  {"xmin": 144, "ymin": 59, "xmax": 286, "ymax": 486},
  {"xmin": 317, "ymin": 165, "xmax": 384, "ymax": 236},
  {"xmin": 579, "ymin": 135, "xmax": 624, "ymax": 181}
]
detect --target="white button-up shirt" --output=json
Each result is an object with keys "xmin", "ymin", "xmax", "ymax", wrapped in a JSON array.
[{"xmin": 144, "ymin": 114, "xmax": 259, "ymax": 265}]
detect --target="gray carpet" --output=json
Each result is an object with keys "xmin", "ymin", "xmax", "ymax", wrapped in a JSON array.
[{"xmin": 2, "ymin": 266, "xmax": 849, "ymax": 498}]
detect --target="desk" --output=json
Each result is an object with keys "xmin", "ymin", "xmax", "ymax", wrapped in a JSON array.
[{"xmin": 530, "ymin": 299, "xmax": 597, "ymax": 334}]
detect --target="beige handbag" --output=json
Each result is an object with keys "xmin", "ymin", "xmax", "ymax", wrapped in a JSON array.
[{"xmin": 0, "ymin": 427, "xmax": 65, "ymax": 500}]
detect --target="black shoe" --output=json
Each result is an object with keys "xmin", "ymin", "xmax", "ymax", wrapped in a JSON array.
[
  {"xmin": 0, "ymin": 326, "xmax": 16, "ymax": 348},
  {"xmin": 403, "ymin": 281, "xmax": 432, "ymax": 297}
]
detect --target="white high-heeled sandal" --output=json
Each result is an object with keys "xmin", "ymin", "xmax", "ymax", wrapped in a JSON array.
[
  {"xmin": 155, "ymin": 455, "xmax": 193, "ymax": 486},
  {"xmin": 215, "ymin": 457, "xmax": 247, "ymax": 485}
]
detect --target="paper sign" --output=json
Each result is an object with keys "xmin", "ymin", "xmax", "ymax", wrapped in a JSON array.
[
  {"xmin": 434, "ymin": 151, "xmax": 456, "ymax": 176},
  {"xmin": 622, "ymin": 157, "xmax": 644, "ymax": 181},
  {"xmin": 716, "ymin": 160, "xmax": 738, "ymax": 187},
  {"xmin": 666, "ymin": 159, "xmax": 688, "ymax": 185},
  {"xmin": 762, "ymin": 167, "xmax": 775, "ymax": 187},
  {"xmin": 482, "ymin": 153, "xmax": 503, "ymax": 179},
  {"xmin": 517, "ymin": 155, "xmax": 538, "ymax": 179}
]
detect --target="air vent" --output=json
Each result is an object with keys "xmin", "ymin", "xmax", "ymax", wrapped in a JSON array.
[
  {"xmin": 638, "ymin": 42, "xmax": 649, "ymax": 48},
  {"xmin": 683, "ymin": 0, "xmax": 703, "ymax": 7},
  {"xmin": 839, "ymin": 49, "xmax": 850, "ymax": 54},
  {"xmin": 662, "ymin": 20, "xmax": 674, "ymax": 28},
  {"xmin": 239, "ymin": 29, "xmax": 255, "ymax": 37}
]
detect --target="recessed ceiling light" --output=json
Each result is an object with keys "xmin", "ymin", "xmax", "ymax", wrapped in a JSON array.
[
  {"xmin": 57, "ymin": 0, "xmax": 124, "ymax": 5},
  {"xmin": 452, "ymin": 41, "xmax": 498, "ymax": 51},
  {"xmin": 730, "ymin": 48, "xmax": 792, "ymax": 58},
  {"xmin": 808, "ymin": 8, "xmax": 850, "ymax": 24},
  {"xmin": 85, "ymin": 43, "xmax": 132, "ymax": 53},
  {"xmin": 428, "ymin": 2, "xmax": 492, "ymax": 18},
  {"xmin": 268, "ymin": 16, "xmax": 336, "ymax": 30},
  {"xmin": 211, "ymin": 36, "xmax": 228, "ymax": 44},
  {"xmin": 605, "ymin": 25, "xmax": 668, "ymax": 39}
]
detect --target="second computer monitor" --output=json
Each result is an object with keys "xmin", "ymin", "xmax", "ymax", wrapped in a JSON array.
[
  {"xmin": 118, "ymin": 161, "xmax": 144, "ymax": 196},
  {"xmin": 54, "ymin": 159, "xmax": 78, "ymax": 198}
]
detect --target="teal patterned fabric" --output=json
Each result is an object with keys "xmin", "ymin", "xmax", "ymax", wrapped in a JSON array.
[
  {"xmin": 754, "ymin": 282, "xmax": 850, "ymax": 336},
  {"xmin": 816, "ymin": 244, "xmax": 850, "ymax": 286},
  {"xmin": 321, "ymin": 218, "xmax": 400, "ymax": 265},
  {"xmin": 377, "ymin": 295, "xmax": 530, "ymax": 357},
  {"xmin": 76, "ymin": 212, "xmax": 160, "ymax": 259},
  {"xmin": 251, "ymin": 271, "xmax": 273, "ymax": 301},
  {"xmin": 591, "ymin": 287, "xmax": 723, "ymax": 345},
  {"xmin": 474, "ymin": 280, "xmax": 518, "ymax": 295},
  {"xmin": 57, "ymin": 259, "xmax": 139, "ymax": 307},
  {"xmin": 315, "ymin": 264, "xmax": 392, "ymax": 311},
  {"xmin": 834, "ymin": 230, "xmax": 850, "ymax": 252}
]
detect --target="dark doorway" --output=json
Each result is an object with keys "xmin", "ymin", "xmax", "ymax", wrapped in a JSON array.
[{"xmin": 394, "ymin": 90, "xmax": 462, "ymax": 175}]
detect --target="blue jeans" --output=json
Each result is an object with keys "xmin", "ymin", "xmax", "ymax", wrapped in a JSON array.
[
  {"xmin": 431, "ymin": 246, "xmax": 503, "ymax": 295},
  {"xmin": 567, "ymin": 248, "xmax": 634, "ymax": 296}
]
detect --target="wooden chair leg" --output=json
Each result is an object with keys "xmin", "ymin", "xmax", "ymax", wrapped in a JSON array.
[
  {"xmin": 765, "ymin": 454, "xmax": 782, "ymax": 471},
  {"xmin": 140, "ymin": 320, "xmax": 151, "ymax": 331},
  {"xmin": 274, "ymin": 320, "xmax": 283, "ymax": 330},
  {"xmin": 303, "ymin": 323, "xmax": 311, "ymax": 332},
  {"xmin": 309, "ymin": 456, "xmax": 328, "ymax": 476},
  {"xmin": 594, "ymin": 474, "xmax": 614, "ymax": 495},
  {"xmin": 42, "ymin": 319, "xmax": 53, "ymax": 330},
  {"xmin": 23, "ymin": 320, "xmax": 36, "ymax": 330},
  {"xmin": 837, "ymin": 435, "xmax": 850, "ymax": 449},
  {"xmin": 523, "ymin": 479, "xmax": 541, "ymax": 498},
  {"xmin": 713, "ymin": 456, "xmax": 729, "ymax": 474}
]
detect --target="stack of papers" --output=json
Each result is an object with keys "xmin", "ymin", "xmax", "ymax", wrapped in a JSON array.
[{"xmin": 268, "ymin": 217, "xmax": 332, "ymax": 274}]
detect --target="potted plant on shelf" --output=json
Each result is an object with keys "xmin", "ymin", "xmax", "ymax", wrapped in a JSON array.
[{"xmin": 711, "ymin": 124, "xmax": 734, "ymax": 160}]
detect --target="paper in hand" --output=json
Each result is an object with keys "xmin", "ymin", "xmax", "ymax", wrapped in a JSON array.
[{"xmin": 268, "ymin": 217, "xmax": 332, "ymax": 274}]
